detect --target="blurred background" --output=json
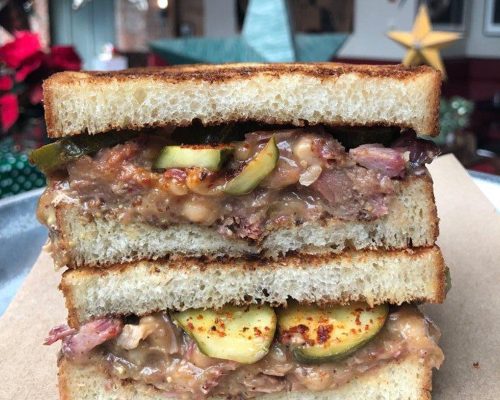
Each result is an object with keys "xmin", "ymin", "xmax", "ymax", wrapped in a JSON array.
[{"xmin": 0, "ymin": 0, "xmax": 500, "ymax": 199}]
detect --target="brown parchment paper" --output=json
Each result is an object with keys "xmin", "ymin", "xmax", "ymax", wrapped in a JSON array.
[{"xmin": 0, "ymin": 154, "xmax": 499, "ymax": 399}]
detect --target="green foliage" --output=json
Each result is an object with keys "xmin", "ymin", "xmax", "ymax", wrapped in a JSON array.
[{"xmin": 435, "ymin": 96, "xmax": 474, "ymax": 144}]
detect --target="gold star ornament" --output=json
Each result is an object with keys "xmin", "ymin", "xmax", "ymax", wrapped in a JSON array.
[{"xmin": 387, "ymin": 4, "xmax": 461, "ymax": 76}]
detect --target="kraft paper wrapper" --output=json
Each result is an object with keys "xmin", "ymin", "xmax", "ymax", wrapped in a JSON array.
[{"xmin": 0, "ymin": 154, "xmax": 499, "ymax": 399}]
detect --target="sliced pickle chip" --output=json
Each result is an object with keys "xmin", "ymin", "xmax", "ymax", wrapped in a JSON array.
[
  {"xmin": 30, "ymin": 132, "xmax": 136, "ymax": 173},
  {"xmin": 173, "ymin": 305, "xmax": 277, "ymax": 364},
  {"xmin": 223, "ymin": 136, "xmax": 279, "ymax": 195},
  {"xmin": 153, "ymin": 145, "xmax": 233, "ymax": 171},
  {"xmin": 29, "ymin": 141, "xmax": 72, "ymax": 174},
  {"xmin": 278, "ymin": 302, "xmax": 389, "ymax": 363}
]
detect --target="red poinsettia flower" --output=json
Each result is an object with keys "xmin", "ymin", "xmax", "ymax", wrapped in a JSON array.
[
  {"xmin": 46, "ymin": 46, "xmax": 82, "ymax": 72},
  {"xmin": 0, "ymin": 31, "xmax": 82, "ymax": 130},
  {"xmin": 15, "ymin": 51, "xmax": 44, "ymax": 82},
  {"xmin": 27, "ymin": 46, "xmax": 82, "ymax": 105},
  {"xmin": 0, "ymin": 31, "xmax": 41, "ymax": 69},
  {"xmin": 0, "ymin": 75, "xmax": 13, "ymax": 91},
  {"xmin": 0, "ymin": 94, "xmax": 19, "ymax": 132}
]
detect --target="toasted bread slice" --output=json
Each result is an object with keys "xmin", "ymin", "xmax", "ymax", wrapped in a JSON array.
[
  {"xmin": 61, "ymin": 246, "xmax": 446, "ymax": 327},
  {"xmin": 47, "ymin": 175, "xmax": 438, "ymax": 268},
  {"xmin": 43, "ymin": 63, "xmax": 441, "ymax": 138},
  {"xmin": 58, "ymin": 355, "xmax": 434, "ymax": 400}
]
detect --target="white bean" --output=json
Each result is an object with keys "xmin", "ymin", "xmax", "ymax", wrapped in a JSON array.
[
  {"xmin": 292, "ymin": 136, "xmax": 316, "ymax": 165},
  {"xmin": 182, "ymin": 200, "xmax": 215, "ymax": 224},
  {"xmin": 168, "ymin": 180, "xmax": 189, "ymax": 196}
]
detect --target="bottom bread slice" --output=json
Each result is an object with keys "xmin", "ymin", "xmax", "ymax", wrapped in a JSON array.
[
  {"xmin": 58, "ymin": 355, "xmax": 433, "ymax": 400},
  {"xmin": 61, "ymin": 246, "xmax": 446, "ymax": 326}
]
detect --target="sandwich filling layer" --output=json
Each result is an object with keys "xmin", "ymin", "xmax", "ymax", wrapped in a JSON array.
[
  {"xmin": 46, "ymin": 305, "xmax": 443, "ymax": 399},
  {"xmin": 36, "ymin": 127, "xmax": 438, "ymax": 243}
]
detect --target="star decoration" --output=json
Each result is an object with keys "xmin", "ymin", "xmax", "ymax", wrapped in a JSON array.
[
  {"xmin": 149, "ymin": 0, "xmax": 348, "ymax": 64},
  {"xmin": 387, "ymin": 4, "xmax": 461, "ymax": 76}
]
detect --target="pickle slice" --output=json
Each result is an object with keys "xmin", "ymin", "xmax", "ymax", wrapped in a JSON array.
[
  {"xmin": 29, "ymin": 141, "xmax": 75, "ymax": 174},
  {"xmin": 30, "ymin": 132, "xmax": 136, "ymax": 173},
  {"xmin": 154, "ymin": 145, "xmax": 233, "ymax": 172},
  {"xmin": 278, "ymin": 302, "xmax": 388, "ymax": 363},
  {"xmin": 223, "ymin": 136, "xmax": 279, "ymax": 195},
  {"xmin": 173, "ymin": 305, "xmax": 277, "ymax": 364}
]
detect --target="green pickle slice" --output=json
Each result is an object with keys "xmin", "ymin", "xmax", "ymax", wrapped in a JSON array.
[
  {"xmin": 154, "ymin": 145, "xmax": 233, "ymax": 171},
  {"xmin": 29, "ymin": 141, "xmax": 75, "ymax": 174},
  {"xmin": 173, "ymin": 304, "xmax": 277, "ymax": 364},
  {"xmin": 30, "ymin": 132, "xmax": 136, "ymax": 173},
  {"xmin": 278, "ymin": 302, "xmax": 389, "ymax": 363},
  {"xmin": 224, "ymin": 136, "xmax": 279, "ymax": 195}
]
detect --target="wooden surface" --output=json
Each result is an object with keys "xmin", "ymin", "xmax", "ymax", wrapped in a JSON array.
[{"xmin": 0, "ymin": 154, "xmax": 499, "ymax": 399}]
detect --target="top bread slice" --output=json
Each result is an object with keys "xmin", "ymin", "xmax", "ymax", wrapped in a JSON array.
[{"xmin": 43, "ymin": 63, "xmax": 441, "ymax": 138}]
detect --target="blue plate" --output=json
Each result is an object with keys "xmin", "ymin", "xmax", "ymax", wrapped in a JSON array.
[{"xmin": 0, "ymin": 188, "xmax": 47, "ymax": 316}]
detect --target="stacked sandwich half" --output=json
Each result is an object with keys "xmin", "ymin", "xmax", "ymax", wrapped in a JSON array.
[{"xmin": 35, "ymin": 63, "xmax": 448, "ymax": 399}]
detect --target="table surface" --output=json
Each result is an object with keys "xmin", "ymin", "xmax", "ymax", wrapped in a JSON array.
[
  {"xmin": 0, "ymin": 187, "xmax": 46, "ymax": 316},
  {"xmin": 0, "ymin": 171, "xmax": 499, "ymax": 317}
]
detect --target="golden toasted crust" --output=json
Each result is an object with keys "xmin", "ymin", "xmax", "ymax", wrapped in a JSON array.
[
  {"xmin": 47, "ymin": 63, "xmax": 436, "ymax": 84},
  {"xmin": 428, "ymin": 70, "xmax": 442, "ymax": 142},
  {"xmin": 43, "ymin": 63, "xmax": 441, "ymax": 138},
  {"xmin": 428, "ymin": 175, "xmax": 440, "ymax": 241},
  {"xmin": 61, "ymin": 247, "xmax": 441, "ymax": 275}
]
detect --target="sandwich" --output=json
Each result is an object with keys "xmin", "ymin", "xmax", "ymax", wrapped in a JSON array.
[
  {"xmin": 35, "ymin": 63, "xmax": 447, "ymax": 399},
  {"xmin": 36, "ymin": 63, "xmax": 442, "ymax": 267}
]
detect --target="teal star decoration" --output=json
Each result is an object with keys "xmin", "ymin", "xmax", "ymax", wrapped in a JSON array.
[{"xmin": 149, "ymin": 0, "xmax": 348, "ymax": 64}]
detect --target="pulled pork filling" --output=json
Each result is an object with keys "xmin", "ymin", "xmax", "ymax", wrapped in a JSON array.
[
  {"xmin": 46, "ymin": 306, "xmax": 443, "ymax": 399},
  {"xmin": 38, "ymin": 128, "xmax": 439, "ymax": 241}
]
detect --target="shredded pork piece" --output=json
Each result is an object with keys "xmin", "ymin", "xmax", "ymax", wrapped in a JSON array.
[
  {"xmin": 391, "ymin": 131, "xmax": 441, "ymax": 168},
  {"xmin": 350, "ymin": 144, "xmax": 407, "ymax": 177},
  {"xmin": 44, "ymin": 324, "xmax": 76, "ymax": 345},
  {"xmin": 116, "ymin": 316, "xmax": 160, "ymax": 350},
  {"xmin": 46, "ymin": 318, "xmax": 123, "ymax": 359}
]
